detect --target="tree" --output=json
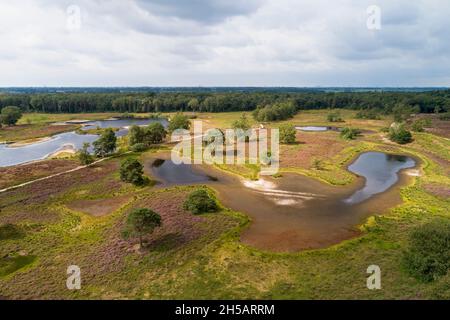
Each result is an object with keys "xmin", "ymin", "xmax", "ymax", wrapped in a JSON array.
[
  {"xmin": 122, "ymin": 208, "xmax": 162, "ymax": 248},
  {"xmin": 93, "ymin": 128, "xmax": 117, "ymax": 157},
  {"xmin": 129, "ymin": 125, "xmax": 144, "ymax": 146},
  {"xmin": 144, "ymin": 122, "xmax": 166, "ymax": 144},
  {"xmin": 187, "ymin": 98, "xmax": 200, "ymax": 112},
  {"xmin": 77, "ymin": 142, "xmax": 94, "ymax": 165},
  {"xmin": 388, "ymin": 123, "xmax": 413, "ymax": 144},
  {"xmin": 232, "ymin": 113, "xmax": 251, "ymax": 131},
  {"xmin": 120, "ymin": 158, "xmax": 145, "ymax": 185},
  {"xmin": 168, "ymin": 113, "xmax": 190, "ymax": 132},
  {"xmin": 279, "ymin": 123, "xmax": 296, "ymax": 144},
  {"xmin": 183, "ymin": 189, "xmax": 218, "ymax": 215},
  {"xmin": 0, "ymin": 106, "xmax": 22, "ymax": 126}
]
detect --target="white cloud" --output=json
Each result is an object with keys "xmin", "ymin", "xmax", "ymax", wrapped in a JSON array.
[{"xmin": 0, "ymin": 0, "xmax": 449, "ymax": 86}]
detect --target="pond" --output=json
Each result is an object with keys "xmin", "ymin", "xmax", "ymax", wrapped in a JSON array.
[
  {"xmin": 0, "ymin": 118, "xmax": 168, "ymax": 167},
  {"xmin": 296, "ymin": 126, "xmax": 334, "ymax": 132},
  {"xmin": 344, "ymin": 152, "xmax": 417, "ymax": 204},
  {"xmin": 147, "ymin": 151, "xmax": 418, "ymax": 252},
  {"xmin": 151, "ymin": 159, "xmax": 216, "ymax": 185}
]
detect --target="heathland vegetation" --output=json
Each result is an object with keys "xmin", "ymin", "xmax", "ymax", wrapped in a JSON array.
[{"xmin": 0, "ymin": 90, "xmax": 449, "ymax": 300}]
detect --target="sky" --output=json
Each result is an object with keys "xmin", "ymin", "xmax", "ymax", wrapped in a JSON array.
[{"xmin": 0, "ymin": 0, "xmax": 449, "ymax": 87}]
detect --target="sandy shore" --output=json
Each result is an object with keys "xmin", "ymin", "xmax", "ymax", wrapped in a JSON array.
[
  {"xmin": 8, "ymin": 137, "xmax": 53, "ymax": 147},
  {"xmin": 48, "ymin": 144, "xmax": 76, "ymax": 158}
]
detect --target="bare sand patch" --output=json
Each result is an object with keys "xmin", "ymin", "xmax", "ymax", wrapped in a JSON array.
[{"xmin": 67, "ymin": 196, "xmax": 131, "ymax": 217}]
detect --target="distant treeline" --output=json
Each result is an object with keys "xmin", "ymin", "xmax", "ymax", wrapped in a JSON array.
[{"xmin": 0, "ymin": 90, "xmax": 449, "ymax": 114}]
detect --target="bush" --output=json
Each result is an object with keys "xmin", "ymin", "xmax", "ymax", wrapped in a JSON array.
[
  {"xmin": 411, "ymin": 119, "xmax": 426, "ymax": 132},
  {"xmin": 327, "ymin": 111, "xmax": 343, "ymax": 122},
  {"xmin": 0, "ymin": 106, "xmax": 22, "ymax": 126},
  {"xmin": 279, "ymin": 123, "xmax": 297, "ymax": 144},
  {"xmin": 439, "ymin": 112, "xmax": 450, "ymax": 121},
  {"xmin": 355, "ymin": 109, "xmax": 381, "ymax": 120},
  {"xmin": 402, "ymin": 219, "xmax": 450, "ymax": 282},
  {"xmin": 77, "ymin": 142, "xmax": 94, "ymax": 165},
  {"xmin": 183, "ymin": 189, "xmax": 218, "ymax": 214},
  {"xmin": 340, "ymin": 127, "xmax": 361, "ymax": 140},
  {"xmin": 388, "ymin": 123, "xmax": 413, "ymax": 144},
  {"xmin": 130, "ymin": 143, "xmax": 148, "ymax": 152},
  {"xmin": 120, "ymin": 158, "xmax": 145, "ymax": 185}
]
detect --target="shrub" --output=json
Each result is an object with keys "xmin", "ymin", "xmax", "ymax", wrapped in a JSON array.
[
  {"xmin": 122, "ymin": 208, "xmax": 162, "ymax": 248},
  {"xmin": 340, "ymin": 127, "xmax": 361, "ymax": 140},
  {"xmin": 77, "ymin": 142, "xmax": 94, "ymax": 165},
  {"xmin": 130, "ymin": 143, "xmax": 148, "ymax": 152},
  {"xmin": 183, "ymin": 189, "xmax": 218, "ymax": 214},
  {"xmin": 327, "ymin": 111, "xmax": 343, "ymax": 122},
  {"xmin": 411, "ymin": 119, "xmax": 426, "ymax": 132},
  {"xmin": 279, "ymin": 123, "xmax": 297, "ymax": 144},
  {"xmin": 388, "ymin": 123, "xmax": 413, "ymax": 144},
  {"xmin": 355, "ymin": 109, "xmax": 381, "ymax": 120},
  {"xmin": 0, "ymin": 106, "xmax": 22, "ymax": 126},
  {"xmin": 402, "ymin": 219, "xmax": 450, "ymax": 282},
  {"xmin": 120, "ymin": 158, "xmax": 145, "ymax": 185},
  {"xmin": 439, "ymin": 112, "xmax": 450, "ymax": 121}
]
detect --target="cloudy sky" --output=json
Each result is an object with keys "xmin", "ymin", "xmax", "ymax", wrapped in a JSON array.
[{"xmin": 0, "ymin": 0, "xmax": 449, "ymax": 87}]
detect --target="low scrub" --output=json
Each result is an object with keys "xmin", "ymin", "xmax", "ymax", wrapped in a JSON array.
[
  {"xmin": 183, "ymin": 189, "xmax": 218, "ymax": 215},
  {"xmin": 402, "ymin": 219, "xmax": 450, "ymax": 282}
]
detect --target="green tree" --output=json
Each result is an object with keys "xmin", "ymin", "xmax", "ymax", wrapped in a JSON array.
[
  {"xmin": 93, "ymin": 128, "xmax": 117, "ymax": 157},
  {"xmin": 120, "ymin": 158, "xmax": 145, "ymax": 185},
  {"xmin": 77, "ymin": 142, "xmax": 94, "ymax": 165},
  {"xmin": 168, "ymin": 113, "xmax": 190, "ymax": 132},
  {"xmin": 143, "ymin": 122, "xmax": 166, "ymax": 144},
  {"xmin": 183, "ymin": 189, "xmax": 218, "ymax": 215},
  {"xmin": 279, "ymin": 123, "xmax": 297, "ymax": 144},
  {"xmin": 187, "ymin": 98, "xmax": 200, "ymax": 112},
  {"xmin": 0, "ymin": 106, "xmax": 22, "ymax": 126},
  {"xmin": 122, "ymin": 208, "xmax": 162, "ymax": 248},
  {"xmin": 129, "ymin": 125, "xmax": 144, "ymax": 146},
  {"xmin": 232, "ymin": 113, "xmax": 251, "ymax": 131}
]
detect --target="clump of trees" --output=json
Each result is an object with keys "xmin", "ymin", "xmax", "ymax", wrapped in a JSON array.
[
  {"xmin": 0, "ymin": 106, "xmax": 22, "ymax": 126},
  {"xmin": 122, "ymin": 208, "xmax": 162, "ymax": 248},
  {"xmin": 388, "ymin": 123, "xmax": 413, "ymax": 144},
  {"xmin": 183, "ymin": 189, "xmax": 218, "ymax": 215},
  {"xmin": 120, "ymin": 158, "xmax": 146, "ymax": 186},
  {"xmin": 129, "ymin": 122, "xmax": 166, "ymax": 150},
  {"xmin": 93, "ymin": 128, "xmax": 117, "ymax": 157},
  {"xmin": 168, "ymin": 113, "xmax": 191, "ymax": 132},
  {"xmin": 77, "ymin": 142, "xmax": 95, "ymax": 165},
  {"xmin": 340, "ymin": 127, "xmax": 361, "ymax": 140},
  {"xmin": 392, "ymin": 103, "xmax": 420, "ymax": 123},
  {"xmin": 252, "ymin": 101, "xmax": 297, "ymax": 122},
  {"xmin": 402, "ymin": 219, "xmax": 450, "ymax": 282},
  {"xmin": 279, "ymin": 123, "xmax": 297, "ymax": 144},
  {"xmin": 327, "ymin": 111, "xmax": 344, "ymax": 122}
]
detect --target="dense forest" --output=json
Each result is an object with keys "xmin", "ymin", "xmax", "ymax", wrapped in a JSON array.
[{"xmin": 0, "ymin": 90, "xmax": 449, "ymax": 114}]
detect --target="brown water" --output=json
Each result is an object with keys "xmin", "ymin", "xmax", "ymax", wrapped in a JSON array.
[{"xmin": 148, "ymin": 152, "xmax": 419, "ymax": 252}]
